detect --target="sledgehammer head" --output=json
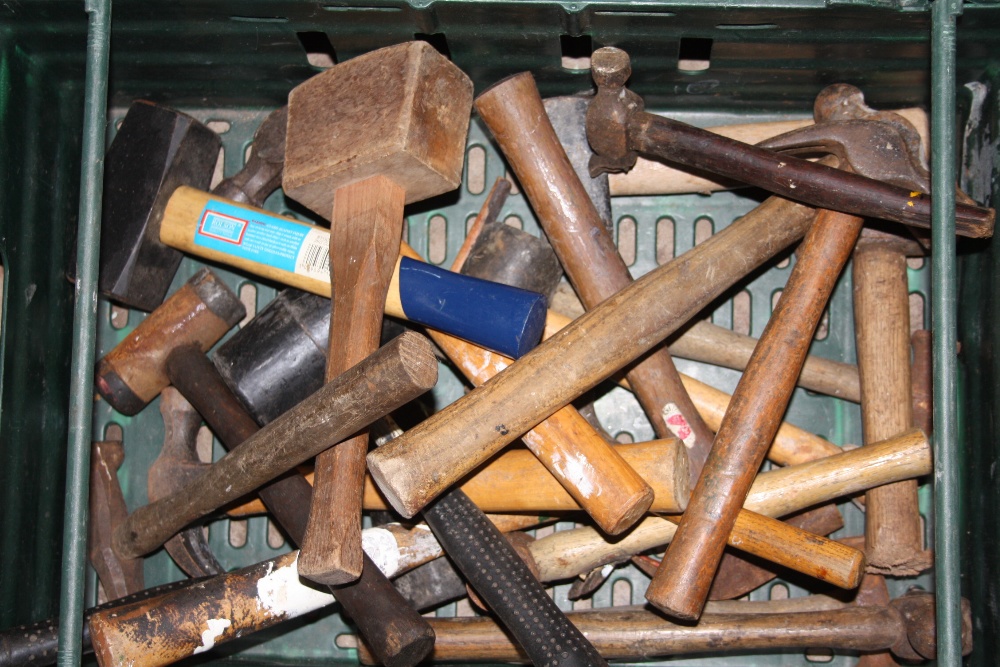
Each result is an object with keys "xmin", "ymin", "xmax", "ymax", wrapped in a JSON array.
[{"xmin": 100, "ymin": 101, "xmax": 221, "ymax": 311}]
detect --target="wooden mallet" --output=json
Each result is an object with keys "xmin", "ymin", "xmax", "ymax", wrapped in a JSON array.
[{"xmin": 281, "ymin": 40, "xmax": 473, "ymax": 584}]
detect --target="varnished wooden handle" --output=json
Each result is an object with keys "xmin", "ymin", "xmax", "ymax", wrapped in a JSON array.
[
  {"xmin": 299, "ymin": 175, "xmax": 405, "ymax": 585},
  {"xmin": 854, "ymin": 240, "xmax": 932, "ymax": 575},
  {"xmin": 160, "ymin": 187, "xmax": 547, "ymax": 359},
  {"xmin": 667, "ymin": 511, "xmax": 866, "ymax": 590},
  {"xmin": 528, "ymin": 429, "xmax": 929, "ymax": 583},
  {"xmin": 648, "ymin": 209, "xmax": 863, "ymax": 620},
  {"xmin": 368, "ymin": 195, "xmax": 819, "ymax": 519},
  {"xmin": 476, "ymin": 71, "xmax": 714, "ymax": 482},
  {"xmin": 228, "ymin": 439, "xmax": 687, "ymax": 516},
  {"xmin": 113, "ymin": 332, "xmax": 437, "ymax": 559}
]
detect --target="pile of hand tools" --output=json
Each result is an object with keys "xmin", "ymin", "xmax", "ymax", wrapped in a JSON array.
[{"xmin": 1, "ymin": 40, "xmax": 989, "ymax": 667}]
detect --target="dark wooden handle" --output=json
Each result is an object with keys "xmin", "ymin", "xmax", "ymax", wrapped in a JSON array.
[
  {"xmin": 368, "ymin": 195, "xmax": 818, "ymax": 519},
  {"xmin": 422, "ymin": 489, "xmax": 607, "ymax": 667},
  {"xmin": 630, "ymin": 112, "xmax": 994, "ymax": 238},
  {"xmin": 167, "ymin": 345, "xmax": 435, "ymax": 667},
  {"xmin": 648, "ymin": 208, "xmax": 864, "ymax": 621},
  {"xmin": 114, "ymin": 331, "xmax": 437, "ymax": 559},
  {"xmin": 475, "ymin": 71, "xmax": 714, "ymax": 482},
  {"xmin": 854, "ymin": 242, "xmax": 932, "ymax": 575}
]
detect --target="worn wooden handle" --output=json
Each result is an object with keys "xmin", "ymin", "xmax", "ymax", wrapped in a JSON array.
[
  {"xmin": 648, "ymin": 208, "xmax": 863, "ymax": 620},
  {"xmin": 854, "ymin": 240, "xmax": 932, "ymax": 575},
  {"xmin": 669, "ymin": 319, "xmax": 861, "ymax": 402},
  {"xmin": 529, "ymin": 428, "xmax": 929, "ymax": 583},
  {"xmin": 113, "ymin": 332, "xmax": 437, "ymax": 559},
  {"xmin": 299, "ymin": 175, "xmax": 405, "ymax": 585},
  {"xmin": 160, "ymin": 187, "xmax": 547, "ymax": 359},
  {"xmin": 368, "ymin": 194, "xmax": 819, "ymax": 519},
  {"xmin": 631, "ymin": 112, "xmax": 994, "ymax": 238},
  {"xmin": 476, "ymin": 71, "xmax": 714, "ymax": 482},
  {"xmin": 381, "ymin": 605, "xmax": 909, "ymax": 663}
]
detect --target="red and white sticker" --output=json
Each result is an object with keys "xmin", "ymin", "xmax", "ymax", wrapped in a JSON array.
[{"xmin": 661, "ymin": 403, "xmax": 696, "ymax": 449}]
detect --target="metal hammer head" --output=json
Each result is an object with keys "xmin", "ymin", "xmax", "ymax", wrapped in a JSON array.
[
  {"xmin": 757, "ymin": 84, "xmax": 930, "ymax": 193},
  {"xmin": 147, "ymin": 387, "xmax": 224, "ymax": 578},
  {"xmin": 100, "ymin": 101, "xmax": 221, "ymax": 312},
  {"xmin": 212, "ymin": 106, "xmax": 288, "ymax": 207},
  {"xmin": 282, "ymin": 41, "xmax": 474, "ymax": 217},
  {"xmin": 586, "ymin": 46, "xmax": 644, "ymax": 177},
  {"xmin": 95, "ymin": 268, "xmax": 245, "ymax": 415},
  {"xmin": 889, "ymin": 592, "xmax": 973, "ymax": 660}
]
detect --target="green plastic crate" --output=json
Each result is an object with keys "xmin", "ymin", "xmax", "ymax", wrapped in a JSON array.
[{"xmin": 1, "ymin": 1, "xmax": 997, "ymax": 665}]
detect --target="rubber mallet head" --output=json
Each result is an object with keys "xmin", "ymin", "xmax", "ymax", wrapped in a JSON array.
[
  {"xmin": 95, "ymin": 268, "xmax": 245, "ymax": 415},
  {"xmin": 282, "ymin": 40, "xmax": 473, "ymax": 217},
  {"xmin": 100, "ymin": 101, "xmax": 220, "ymax": 311}
]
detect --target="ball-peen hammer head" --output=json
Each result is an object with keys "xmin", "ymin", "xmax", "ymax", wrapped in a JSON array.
[{"xmin": 282, "ymin": 41, "xmax": 474, "ymax": 217}]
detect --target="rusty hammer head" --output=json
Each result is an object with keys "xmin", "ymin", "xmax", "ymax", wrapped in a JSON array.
[
  {"xmin": 757, "ymin": 83, "xmax": 930, "ymax": 193},
  {"xmin": 95, "ymin": 268, "xmax": 245, "ymax": 416},
  {"xmin": 282, "ymin": 41, "xmax": 473, "ymax": 217},
  {"xmin": 147, "ymin": 387, "xmax": 225, "ymax": 578},
  {"xmin": 212, "ymin": 105, "xmax": 289, "ymax": 207},
  {"xmin": 585, "ymin": 47, "xmax": 644, "ymax": 177}
]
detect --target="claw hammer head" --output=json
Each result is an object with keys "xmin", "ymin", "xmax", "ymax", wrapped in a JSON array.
[{"xmin": 757, "ymin": 83, "xmax": 930, "ymax": 193}]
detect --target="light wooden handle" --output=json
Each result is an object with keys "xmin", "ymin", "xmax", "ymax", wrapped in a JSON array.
[
  {"xmin": 113, "ymin": 332, "xmax": 438, "ymax": 559},
  {"xmin": 228, "ymin": 439, "xmax": 687, "ymax": 516},
  {"xmin": 368, "ymin": 194, "xmax": 819, "ymax": 518},
  {"xmin": 608, "ymin": 108, "xmax": 928, "ymax": 196},
  {"xmin": 160, "ymin": 186, "xmax": 547, "ymax": 359},
  {"xmin": 543, "ymin": 311, "xmax": 843, "ymax": 466},
  {"xmin": 476, "ymin": 70, "xmax": 715, "ymax": 480},
  {"xmin": 648, "ymin": 209, "xmax": 863, "ymax": 620},
  {"xmin": 854, "ymin": 241, "xmax": 932, "ymax": 575},
  {"xmin": 669, "ymin": 319, "xmax": 861, "ymax": 402},
  {"xmin": 529, "ymin": 428, "xmax": 929, "ymax": 583}
]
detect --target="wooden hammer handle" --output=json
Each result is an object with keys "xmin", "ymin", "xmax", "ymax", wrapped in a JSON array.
[
  {"xmin": 389, "ymin": 606, "xmax": 907, "ymax": 663},
  {"xmin": 476, "ymin": 71, "xmax": 714, "ymax": 482},
  {"xmin": 113, "ymin": 332, "xmax": 437, "ymax": 559},
  {"xmin": 648, "ymin": 208, "xmax": 863, "ymax": 620},
  {"xmin": 529, "ymin": 428, "xmax": 929, "ymax": 583},
  {"xmin": 299, "ymin": 175, "xmax": 405, "ymax": 585},
  {"xmin": 166, "ymin": 346, "xmax": 435, "ymax": 667},
  {"xmin": 854, "ymin": 241, "xmax": 932, "ymax": 575},
  {"xmin": 367, "ymin": 194, "xmax": 818, "ymax": 519}
]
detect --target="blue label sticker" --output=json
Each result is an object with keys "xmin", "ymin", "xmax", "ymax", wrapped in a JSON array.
[{"xmin": 194, "ymin": 200, "xmax": 312, "ymax": 273}]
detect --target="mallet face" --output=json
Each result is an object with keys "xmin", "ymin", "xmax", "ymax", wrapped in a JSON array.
[
  {"xmin": 283, "ymin": 40, "xmax": 473, "ymax": 216},
  {"xmin": 100, "ymin": 101, "xmax": 221, "ymax": 312}
]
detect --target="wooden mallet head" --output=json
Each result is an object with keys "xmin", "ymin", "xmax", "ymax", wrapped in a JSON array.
[{"xmin": 282, "ymin": 40, "xmax": 473, "ymax": 216}]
